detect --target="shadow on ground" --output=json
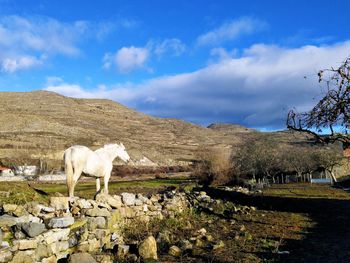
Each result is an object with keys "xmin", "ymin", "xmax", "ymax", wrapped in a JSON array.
[{"xmin": 204, "ymin": 186, "xmax": 350, "ymax": 263}]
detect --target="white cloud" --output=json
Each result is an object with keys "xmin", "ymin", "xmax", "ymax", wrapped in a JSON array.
[
  {"xmin": 103, "ymin": 46, "xmax": 150, "ymax": 73},
  {"xmin": 153, "ymin": 38, "xmax": 186, "ymax": 57},
  {"xmin": 197, "ymin": 17, "xmax": 268, "ymax": 46},
  {"xmin": 0, "ymin": 15, "xmax": 119, "ymax": 73},
  {"xmin": 115, "ymin": 46, "xmax": 149, "ymax": 73},
  {"xmin": 48, "ymin": 41, "xmax": 350, "ymax": 128},
  {"xmin": 1, "ymin": 55, "xmax": 44, "ymax": 73},
  {"xmin": 104, "ymin": 38, "xmax": 186, "ymax": 74}
]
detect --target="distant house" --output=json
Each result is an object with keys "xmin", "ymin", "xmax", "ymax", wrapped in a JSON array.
[{"xmin": 0, "ymin": 166, "xmax": 14, "ymax": 176}]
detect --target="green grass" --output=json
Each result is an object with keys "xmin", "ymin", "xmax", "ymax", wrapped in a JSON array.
[{"xmin": 0, "ymin": 178, "xmax": 195, "ymax": 203}]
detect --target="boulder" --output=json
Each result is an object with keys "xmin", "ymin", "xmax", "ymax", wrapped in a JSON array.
[
  {"xmin": 69, "ymin": 252, "xmax": 97, "ymax": 263},
  {"xmin": 85, "ymin": 207, "xmax": 110, "ymax": 217},
  {"xmin": 121, "ymin": 193, "xmax": 136, "ymax": 206},
  {"xmin": 138, "ymin": 235, "xmax": 157, "ymax": 260},
  {"xmin": 50, "ymin": 197, "xmax": 69, "ymax": 211},
  {"xmin": 48, "ymin": 217, "xmax": 74, "ymax": 228},
  {"xmin": 35, "ymin": 243, "xmax": 53, "ymax": 261},
  {"xmin": 96, "ymin": 193, "xmax": 122, "ymax": 208},
  {"xmin": 10, "ymin": 251, "xmax": 34, "ymax": 263},
  {"xmin": 42, "ymin": 228, "xmax": 70, "ymax": 244},
  {"xmin": 0, "ymin": 215, "xmax": 17, "ymax": 227},
  {"xmin": 87, "ymin": 217, "xmax": 106, "ymax": 231},
  {"xmin": 21, "ymin": 222, "xmax": 46, "ymax": 237},
  {"xmin": 13, "ymin": 239, "xmax": 37, "ymax": 250}
]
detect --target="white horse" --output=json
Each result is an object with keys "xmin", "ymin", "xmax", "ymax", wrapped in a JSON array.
[{"xmin": 64, "ymin": 143, "xmax": 130, "ymax": 197}]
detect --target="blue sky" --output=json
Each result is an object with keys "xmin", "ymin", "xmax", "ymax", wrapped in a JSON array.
[{"xmin": 1, "ymin": 0, "xmax": 350, "ymax": 129}]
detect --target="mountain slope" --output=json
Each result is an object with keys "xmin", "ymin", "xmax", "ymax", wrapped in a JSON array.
[{"xmin": 0, "ymin": 91, "xmax": 249, "ymax": 165}]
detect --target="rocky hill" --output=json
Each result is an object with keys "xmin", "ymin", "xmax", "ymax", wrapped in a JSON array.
[
  {"xmin": 0, "ymin": 90, "xmax": 323, "ymax": 168},
  {"xmin": 0, "ymin": 91, "xmax": 259, "ymax": 166}
]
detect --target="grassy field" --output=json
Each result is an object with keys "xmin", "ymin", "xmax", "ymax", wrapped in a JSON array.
[{"xmin": 0, "ymin": 178, "xmax": 194, "ymax": 204}]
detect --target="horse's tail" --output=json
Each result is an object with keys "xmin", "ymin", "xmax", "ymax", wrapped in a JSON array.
[{"xmin": 64, "ymin": 149, "xmax": 74, "ymax": 197}]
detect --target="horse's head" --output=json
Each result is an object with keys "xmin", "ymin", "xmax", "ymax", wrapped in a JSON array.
[{"xmin": 105, "ymin": 143, "xmax": 130, "ymax": 163}]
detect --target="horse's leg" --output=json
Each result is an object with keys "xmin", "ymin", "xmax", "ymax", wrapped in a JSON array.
[
  {"xmin": 103, "ymin": 172, "xmax": 111, "ymax": 195},
  {"xmin": 70, "ymin": 166, "xmax": 83, "ymax": 198},
  {"xmin": 96, "ymin": 178, "xmax": 101, "ymax": 193}
]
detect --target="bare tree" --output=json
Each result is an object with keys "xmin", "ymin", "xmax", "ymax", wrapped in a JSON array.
[
  {"xmin": 287, "ymin": 56, "xmax": 350, "ymax": 145},
  {"xmin": 313, "ymin": 148, "xmax": 343, "ymax": 184}
]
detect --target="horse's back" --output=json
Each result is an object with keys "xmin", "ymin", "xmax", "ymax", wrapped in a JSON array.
[{"xmin": 64, "ymin": 145, "xmax": 92, "ymax": 164}]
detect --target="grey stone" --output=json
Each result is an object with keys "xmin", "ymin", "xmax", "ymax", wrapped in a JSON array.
[
  {"xmin": 96, "ymin": 193, "xmax": 122, "ymax": 208},
  {"xmin": 48, "ymin": 216, "xmax": 74, "ymax": 228},
  {"xmin": 69, "ymin": 252, "xmax": 97, "ymax": 263},
  {"xmin": 0, "ymin": 215, "xmax": 17, "ymax": 227},
  {"xmin": 121, "ymin": 193, "xmax": 136, "ymax": 206},
  {"xmin": 0, "ymin": 229, "xmax": 2, "ymax": 243},
  {"xmin": 42, "ymin": 228, "xmax": 70, "ymax": 244},
  {"xmin": 76, "ymin": 199, "xmax": 92, "ymax": 209},
  {"xmin": 15, "ymin": 215, "xmax": 41, "ymax": 224},
  {"xmin": 138, "ymin": 235, "xmax": 157, "ymax": 260},
  {"xmin": 87, "ymin": 217, "xmax": 106, "ymax": 231},
  {"xmin": 50, "ymin": 197, "xmax": 69, "ymax": 210},
  {"xmin": 85, "ymin": 207, "xmax": 110, "ymax": 217},
  {"xmin": 21, "ymin": 222, "xmax": 46, "ymax": 237}
]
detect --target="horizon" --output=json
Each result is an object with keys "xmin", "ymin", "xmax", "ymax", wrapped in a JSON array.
[{"xmin": 0, "ymin": 0, "xmax": 349, "ymax": 130}]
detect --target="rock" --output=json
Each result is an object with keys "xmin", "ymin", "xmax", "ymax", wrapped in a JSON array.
[
  {"xmin": 42, "ymin": 228, "xmax": 70, "ymax": 244},
  {"xmin": 87, "ymin": 217, "xmax": 106, "ymax": 230},
  {"xmin": 121, "ymin": 193, "xmax": 136, "ymax": 206},
  {"xmin": 168, "ymin": 245, "xmax": 181, "ymax": 257},
  {"xmin": 15, "ymin": 215, "xmax": 41, "ymax": 224},
  {"xmin": 48, "ymin": 216, "xmax": 74, "ymax": 228},
  {"xmin": 0, "ymin": 250, "xmax": 12, "ymax": 263},
  {"xmin": 2, "ymin": 204, "xmax": 17, "ymax": 214},
  {"xmin": 0, "ymin": 229, "xmax": 2, "ymax": 243},
  {"xmin": 35, "ymin": 243, "xmax": 53, "ymax": 261},
  {"xmin": 13, "ymin": 239, "xmax": 37, "ymax": 250},
  {"xmin": 50, "ymin": 197, "xmax": 70, "ymax": 211},
  {"xmin": 41, "ymin": 255, "xmax": 57, "ymax": 263},
  {"xmin": 0, "ymin": 215, "xmax": 17, "ymax": 227},
  {"xmin": 38, "ymin": 205, "xmax": 55, "ymax": 213},
  {"xmin": 69, "ymin": 252, "xmax": 97, "ymax": 263},
  {"xmin": 10, "ymin": 250, "xmax": 34, "ymax": 263},
  {"xmin": 47, "ymin": 241, "xmax": 69, "ymax": 254},
  {"xmin": 14, "ymin": 230, "xmax": 26, "ymax": 240},
  {"xmin": 21, "ymin": 222, "xmax": 46, "ymax": 237},
  {"xmin": 85, "ymin": 207, "xmax": 110, "ymax": 217},
  {"xmin": 96, "ymin": 193, "xmax": 122, "ymax": 208},
  {"xmin": 1, "ymin": 241, "xmax": 10, "ymax": 248},
  {"xmin": 76, "ymin": 199, "xmax": 92, "ymax": 209},
  {"xmin": 138, "ymin": 235, "xmax": 157, "ymax": 260},
  {"xmin": 134, "ymin": 198, "xmax": 143, "ymax": 206}
]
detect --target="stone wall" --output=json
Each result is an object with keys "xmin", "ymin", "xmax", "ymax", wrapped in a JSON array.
[{"xmin": 0, "ymin": 190, "xmax": 193, "ymax": 262}]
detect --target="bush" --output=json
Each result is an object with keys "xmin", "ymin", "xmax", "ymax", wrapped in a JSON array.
[{"xmin": 193, "ymin": 147, "xmax": 235, "ymax": 186}]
